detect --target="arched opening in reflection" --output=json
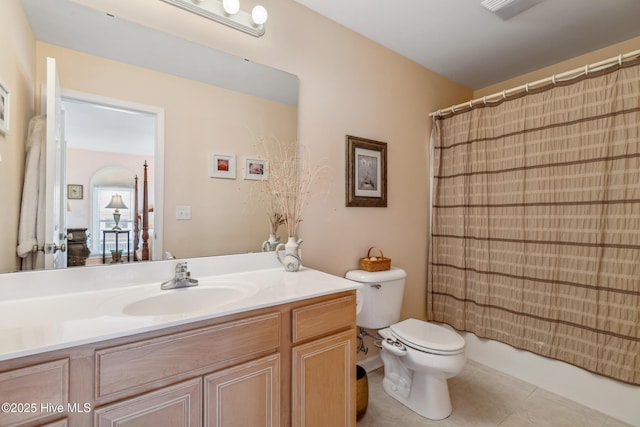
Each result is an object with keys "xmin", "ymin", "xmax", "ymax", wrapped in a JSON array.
[{"xmin": 88, "ymin": 166, "xmax": 135, "ymax": 260}]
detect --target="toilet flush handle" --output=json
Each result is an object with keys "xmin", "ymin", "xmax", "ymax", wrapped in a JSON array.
[
  {"xmin": 370, "ymin": 284, "xmax": 381, "ymax": 289},
  {"xmin": 381, "ymin": 338, "xmax": 408, "ymax": 356}
]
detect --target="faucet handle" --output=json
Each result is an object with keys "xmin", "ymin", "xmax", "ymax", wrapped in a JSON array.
[{"xmin": 175, "ymin": 261, "xmax": 189, "ymax": 275}]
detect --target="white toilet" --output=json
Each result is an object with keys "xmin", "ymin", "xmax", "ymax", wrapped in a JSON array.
[{"xmin": 346, "ymin": 267, "xmax": 466, "ymax": 420}]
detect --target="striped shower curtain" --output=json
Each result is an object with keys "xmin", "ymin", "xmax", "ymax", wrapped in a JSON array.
[{"xmin": 428, "ymin": 59, "xmax": 640, "ymax": 385}]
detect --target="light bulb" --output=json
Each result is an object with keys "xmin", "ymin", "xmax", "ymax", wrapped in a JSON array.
[
  {"xmin": 251, "ymin": 5, "xmax": 268, "ymax": 25},
  {"xmin": 222, "ymin": 0, "xmax": 240, "ymax": 15}
]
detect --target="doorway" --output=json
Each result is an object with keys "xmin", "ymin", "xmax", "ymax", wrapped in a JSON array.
[{"xmin": 61, "ymin": 91, "xmax": 164, "ymax": 265}]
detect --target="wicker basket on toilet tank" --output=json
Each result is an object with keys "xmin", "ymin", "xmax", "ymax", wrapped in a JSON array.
[{"xmin": 359, "ymin": 247, "xmax": 391, "ymax": 272}]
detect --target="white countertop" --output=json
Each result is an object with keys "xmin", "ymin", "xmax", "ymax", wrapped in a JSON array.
[{"xmin": 0, "ymin": 253, "xmax": 361, "ymax": 361}]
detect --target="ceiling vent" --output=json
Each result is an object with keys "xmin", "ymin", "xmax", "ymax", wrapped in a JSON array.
[{"xmin": 481, "ymin": 0, "xmax": 545, "ymax": 20}]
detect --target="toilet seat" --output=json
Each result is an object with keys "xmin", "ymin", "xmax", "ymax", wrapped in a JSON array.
[{"xmin": 390, "ymin": 319, "xmax": 465, "ymax": 355}]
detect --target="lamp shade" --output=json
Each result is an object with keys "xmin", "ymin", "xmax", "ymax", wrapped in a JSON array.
[{"xmin": 105, "ymin": 194, "xmax": 128, "ymax": 210}]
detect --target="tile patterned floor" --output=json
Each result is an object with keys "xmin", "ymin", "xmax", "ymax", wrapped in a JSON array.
[{"xmin": 357, "ymin": 361, "xmax": 633, "ymax": 427}]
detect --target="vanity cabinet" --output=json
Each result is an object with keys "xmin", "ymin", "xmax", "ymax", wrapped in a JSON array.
[
  {"xmin": 93, "ymin": 312, "xmax": 280, "ymax": 427},
  {"xmin": 93, "ymin": 313, "xmax": 280, "ymax": 401},
  {"xmin": 94, "ymin": 378, "xmax": 202, "ymax": 426},
  {"xmin": 39, "ymin": 420, "xmax": 68, "ymax": 427},
  {"xmin": 291, "ymin": 295, "xmax": 357, "ymax": 427},
  {"xmin": 204, "ymin": 354, "xmax": 280, "ymax": 426},
  {"xmin": 0, "ymin": 291, "xmax": 356, "ymax": 427},
  {"xmin": 0, "ymin": 359, "xmax": 69, "ymax": 427}
]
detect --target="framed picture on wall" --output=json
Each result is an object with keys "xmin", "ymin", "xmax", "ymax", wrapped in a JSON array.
[
  {"xmin": 346, "ymin": 135, "xmax": 387, "ymax": 207},
  {"xmin": 0, "ymin": 81, "xmax": 9, "ymax": 135},
  {"xmin": 210, "ymin": 153, "xmax": 236, "ymax": 179},
  {"xmin": 244, "ymin": 157, "xmax": 269, "ymax": 181},
  {"xmin": 67, "ymin": 184, "xmax": 83, "ymax": 200}
]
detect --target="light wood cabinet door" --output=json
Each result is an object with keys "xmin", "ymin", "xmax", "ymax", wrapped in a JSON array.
[
  {"xmin": 291, "ymin": 330, "xmax": 356, "ymax": 427},
  {"xmin": 95, "ymin": 313, "xmax": 280, "ymax": 401},
  {"xmin": 94, "ymin": 378, "xmax": 202, "ymax": 427},
  {"xmin": 204, "ymin": 354, "xmax": 280, "ymax": 427},
  {"xmin": 0, "ymin": 359, "xmax": 69, "ymax": 427},
  {"xmin": 39, "ymin": 420, "xmax": 68, "ymax": 427}
]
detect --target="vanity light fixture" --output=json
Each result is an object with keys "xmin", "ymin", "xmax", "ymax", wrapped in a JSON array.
[
  {"xmin": 160, "ymin": 0, "xmax": 268, "ymax": 37},
  {"xmin": 105, "ymin": 194, "xmax": 128, "ymax": 231}
]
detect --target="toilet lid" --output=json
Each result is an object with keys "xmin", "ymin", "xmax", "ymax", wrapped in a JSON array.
[{"xmin": 390, "ymin": 319, "xmax": 465, "ymax": 354}]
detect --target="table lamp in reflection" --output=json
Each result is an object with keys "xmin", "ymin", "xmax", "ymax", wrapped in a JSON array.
[{"xmin": 106, "ymin": 194, "xmax": 128, "ymax": 230}]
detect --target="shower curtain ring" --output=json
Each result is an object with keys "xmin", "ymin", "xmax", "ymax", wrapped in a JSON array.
[
  {"xmin": 525, "ymin": 83, "xmax": 529, "ymax": 93},
  {"xmin": 619, "ymin": 54, "xmax": 623, "ymax": 66},
  {"xmin": 502, "ymin": 90, "xmax": 507, "ymax": 100},
  {"xmin": 585, "ymin": 64, "xmax": 589, "ymax": 76},
  {"xmin": 483, "ymin": 96, "xmax": 487, "ymax": 106},
  {"xmin": 551, "ymin": 74, "xmax": 556, "ymax": 85}
]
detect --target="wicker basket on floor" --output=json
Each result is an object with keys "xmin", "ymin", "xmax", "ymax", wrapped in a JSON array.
[{"xmin": 359, "ymin": 247, "xmax": 391, "ymax": 272}]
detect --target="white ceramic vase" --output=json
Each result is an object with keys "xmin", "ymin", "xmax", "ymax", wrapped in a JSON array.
[
  {"xmin": 261, "ymin": 234, "xmax": 280, "ymax": 252},
  {"xmin": 276, "ymin": 237, "xmax": 303, "ymax": 272}
]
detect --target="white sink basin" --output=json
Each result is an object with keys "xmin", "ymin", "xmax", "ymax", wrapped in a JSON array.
[{"xmin": 121, "ymin": 280, "xmax": 259, "ymax": 316}]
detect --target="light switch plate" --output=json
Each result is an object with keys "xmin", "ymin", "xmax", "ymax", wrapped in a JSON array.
[{"xmin": 176, "ymin": 205, "xmax": 192, "ymax": 220}]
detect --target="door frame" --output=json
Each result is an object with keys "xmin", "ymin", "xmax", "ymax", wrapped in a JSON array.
[{"xmin": 60, "ymin": 89, "xmax": 165, "ymax": 261}]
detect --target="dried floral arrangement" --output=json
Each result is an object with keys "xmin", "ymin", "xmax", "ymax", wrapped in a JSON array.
[
  {"xmin": 256, "ymin": 137, "xmax": 326, "ymax": 238},
  {"xmin": 267, "ymin": 212, "xmax": 285, "ymax": 235}
]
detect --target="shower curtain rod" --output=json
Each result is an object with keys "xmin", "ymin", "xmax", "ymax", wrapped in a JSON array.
[{"xmin": 430, "ymin": 48, "xmax": 640, "ymax": 117}]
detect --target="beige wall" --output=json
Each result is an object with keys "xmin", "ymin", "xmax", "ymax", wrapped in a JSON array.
[
  {"xmin": 32, "ymin": 0, "xmax": 473, "ymax": 322},
  {"xmin": 0, "ymin": 0, "xmax": 35, "ymax": 272},
  {"xmin": 475, "ymin": 36, "xmax": 640, "ymax": 97},
  {"xmin": 92, "ymin": 0, "xmax": 471, "ymax": 321}
]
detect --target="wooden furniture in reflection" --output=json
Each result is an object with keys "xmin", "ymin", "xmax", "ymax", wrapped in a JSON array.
[
  {"xmin": 102, "ymin": 230, "xmax": 130, "ymax": 264},
  {"xmin": 134, "ymin": 174, "xmax": 139, "ymax": 261},
  {"xmin": 67, "ymin": 228, "xmax": 90, "ymax": 266},
  {"xmin": 133, "ymin": 161, "xmax": 150, "ymax": 261}
]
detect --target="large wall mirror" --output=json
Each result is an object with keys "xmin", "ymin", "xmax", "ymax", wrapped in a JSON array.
[{"xmin": 5, "ymin": 0, "xmax": 298, "ymax": 273}]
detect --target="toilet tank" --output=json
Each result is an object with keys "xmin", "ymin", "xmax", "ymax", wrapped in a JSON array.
[{"xmin": 345, "ymin": 267, "xmax": 407, "ymax": 329}]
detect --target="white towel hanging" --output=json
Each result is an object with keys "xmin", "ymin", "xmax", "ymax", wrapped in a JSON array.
[{"xmin": 16, "ymin": 116, "xmax": 46, "ymax": 270}]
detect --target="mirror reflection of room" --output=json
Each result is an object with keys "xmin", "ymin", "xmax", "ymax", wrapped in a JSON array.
[
  {"xmin": 64, "ymin": 99, "xmax": 156, "ymax": 266},
  {"xmin": 2, "ymin": 0, "xmax": 298, "ymax": 274}
]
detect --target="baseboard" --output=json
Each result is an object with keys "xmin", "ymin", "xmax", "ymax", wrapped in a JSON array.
[
  {"xmin": 459, "ymin": 330, "xmax": 640, "ymax": 426},
  {"xmin": 357, "ymin": 355, "xmax": 383, "ymax": 373},
  {"xmin": 357, "ymin": 326, "xmax": 640, "ymax": 425}
]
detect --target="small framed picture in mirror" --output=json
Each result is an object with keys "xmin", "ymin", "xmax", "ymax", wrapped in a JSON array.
[
  {"xmin": 244, "ymin": 157, "xmax": 269, "ymax": 181},
  {"xmin": 68, "ymin": 184, "xmax": 83, "ymax": 200},
  {"xmin": 210, "ymin": 153, "xmax": 236, "ymax": 179}
]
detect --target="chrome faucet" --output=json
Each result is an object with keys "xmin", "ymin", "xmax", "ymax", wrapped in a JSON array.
[{"xmin": 161, "ymin": 261, "xmax": 199, "ymax": 290}]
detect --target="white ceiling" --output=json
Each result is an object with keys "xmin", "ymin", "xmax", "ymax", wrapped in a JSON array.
[
  {"xmin": 294, "ymin": 0, "xmax": 640, "ymax": 89},
  {"xmin": 62, "ymin": 99, "xmax": 156, "ymax": 156}
]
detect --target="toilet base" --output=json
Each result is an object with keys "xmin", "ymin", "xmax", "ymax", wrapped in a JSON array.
[{"xmin": 382, "ymin": 373, "xmax": 452, "ymax": 420}]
